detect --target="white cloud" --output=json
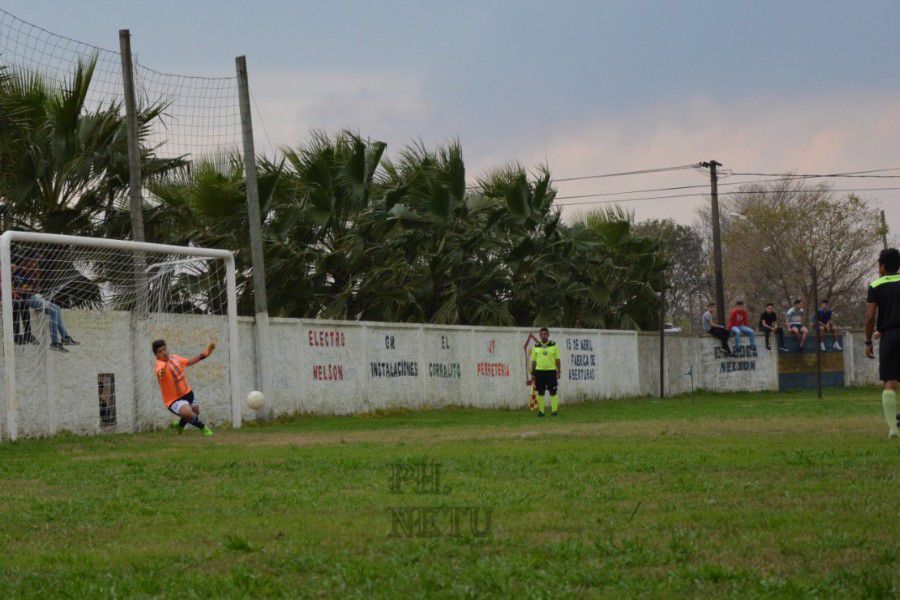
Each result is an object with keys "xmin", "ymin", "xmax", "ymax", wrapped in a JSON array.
[
  {"xmin": 248, "ymin": 75, "xmax": 900, "ymax": 235},
  {"xmin": 249, "ymin": 70, "xmax": 433, "ymax": 155},
  {"xmin": 470, "ymin": 91, "xmax": 900, "ymax": 229}
]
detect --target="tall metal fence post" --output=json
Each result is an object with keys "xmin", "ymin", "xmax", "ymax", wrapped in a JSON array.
[
  {"xmin": 119, "ymin": 29, "xmax": 150, "ymax": 430},
  {"xmin": 235, "ymin": 55, "xmax": 273, "ymax": 417}
]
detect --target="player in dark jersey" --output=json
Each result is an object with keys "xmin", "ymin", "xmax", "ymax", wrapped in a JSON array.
[{"xmin": 864, "ymin": 248, "xmax": 900, "ymax": 438}]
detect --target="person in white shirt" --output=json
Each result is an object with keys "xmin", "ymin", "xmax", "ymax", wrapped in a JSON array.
[{"xmin": 785, "ymin": 299, "xmax": 809, "ymax": 352}]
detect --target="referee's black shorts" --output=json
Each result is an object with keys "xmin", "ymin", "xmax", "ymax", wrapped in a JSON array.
[
  {"xmin": 533, "ymin": 370, "xmax": 558, "ymax": 395},
  {"xmin": 879, "ymin": 328, "xmax": 900, "ymax": 381}
]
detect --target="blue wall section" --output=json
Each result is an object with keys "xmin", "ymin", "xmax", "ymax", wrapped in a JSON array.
[
  {"xmin": 777, "ymin": 334, "xmax": 844, "ymax": 391},
  {"xmin": 778, "ymin": 372, "xmax": 845, "ymax": 391}
]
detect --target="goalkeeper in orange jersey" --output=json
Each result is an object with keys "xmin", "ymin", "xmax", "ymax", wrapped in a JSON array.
[
  {"xmin": 530, "ymin": 327, "xmax": 561, "ymax": 417},
  {"xmin": 152, "ymin": 339, "xmax": 216, "ymax": 436}
]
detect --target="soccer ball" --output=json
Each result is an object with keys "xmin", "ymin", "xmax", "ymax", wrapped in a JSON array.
[{"xmin": 246, "ymin": 390, "xmax": 266, "ymax": 411}]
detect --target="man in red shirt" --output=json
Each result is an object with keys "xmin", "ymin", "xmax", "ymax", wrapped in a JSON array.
[{"xmin": 728, "ymin": 300, "xmax": 758, "ymax": 352}]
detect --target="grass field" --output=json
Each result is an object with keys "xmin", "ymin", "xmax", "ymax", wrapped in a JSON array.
[{"xmin": 0, "ymin": 388, "xmax": 898, "ymax": 598}]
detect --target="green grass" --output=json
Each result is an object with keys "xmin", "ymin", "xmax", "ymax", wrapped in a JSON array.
[{"xmin": 0, "ymin": 387, "xmax": 897, "ymax": 598}]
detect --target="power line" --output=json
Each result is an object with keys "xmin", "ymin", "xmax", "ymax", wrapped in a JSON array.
[
  {"xmin": 551, "ymin": 169, "xmax": 900, "ymax": 202},
  {"xmin": 556, "ymin": 189, "xmax": 704, "ymax": 202},
  {"xmin": 549, "ymin": 175, "xmax": 840, "ymax": 201},
  {"xmin": 733, "ymin": 186, "xmax": 900, "ymax": 194},
  {"xmin": 470, "ymin": 165, "xmax": 900, "ymax": 194},
  {"xmin": 726, "ymin": 168, "xmax": 900, "ymax": 179},
  {"xmin": 464, "ymin": 163, "xmax": 699, "ymax": 190},
  {"xmin": 558, "ymin": 191, "xmax": 705, "ymax": 206},
  {"xmin": 552, "ymin": 163, "xmax": 699, "ymax": 183},
  {"xmin": 555, "ymin": 186, "xmax": 900, "ymax": 207}
]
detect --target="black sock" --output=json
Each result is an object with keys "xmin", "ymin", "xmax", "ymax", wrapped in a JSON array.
[
  {"xmin": 190, "ymin": 416, "xmax": 205, "ymax": 430},
  {"xmin": 178, "ymin": 418, "xmax": 189, "ymax": 429}
]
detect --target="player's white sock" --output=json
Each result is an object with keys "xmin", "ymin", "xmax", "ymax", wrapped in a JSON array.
[{"xmin": 883, "ymin": 390, "xmax": 899, "ymax": 436}]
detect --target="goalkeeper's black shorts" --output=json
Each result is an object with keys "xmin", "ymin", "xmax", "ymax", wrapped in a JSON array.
[{"xmin": 533, "ymin": 370, "xmax": 558, "ymax": 395}]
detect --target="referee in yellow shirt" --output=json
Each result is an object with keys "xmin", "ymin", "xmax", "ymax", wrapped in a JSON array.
[{"xmin": 531, "ymin": 327, "xmax": 561, "ymax": 417}]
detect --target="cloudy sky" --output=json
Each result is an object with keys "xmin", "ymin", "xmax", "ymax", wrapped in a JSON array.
[{"xmin": 4, "ymin": 0, "xmax": 900, "ymax": 231}]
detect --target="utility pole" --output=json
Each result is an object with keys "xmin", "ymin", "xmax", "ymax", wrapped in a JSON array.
[
  {"xmin": 812, "ymin": 264, "xmax": 823, "ymax": 399},
  {"xmin": 659, "ymin": 274, "xmax": 666, "ymax": 400},
  {"xmin": 880, "ymin": 210, "xmax": 888, "ymax": 249},
  {"xmin": 701, "ymin": 160, "xmax": 725, "ymax": 320},
  {"xmin": 235, "ymin": 55, "xmax": 272, "ymax": 415}
]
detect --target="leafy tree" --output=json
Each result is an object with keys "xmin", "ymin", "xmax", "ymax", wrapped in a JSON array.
[
  {"xmin": 373, "ymin": 142, "xmax": 514, "ymax": 325},
  {"xmin": 0, "ymin": 59, "xmax": 182, "ymax": 236},
  {"xmin": 125, "ymin": 133, "xmax": 670, "ymax": 329},
  {"xmin": 574, "ymin": 208, "xmax": 668, "ymax": 329},
  {"xmin": 634, "ymin": 218, "xmax": 707, "ymax": 328},
  {"xmin": 279, "ymin": 130, "xmax": 386, "ymax": 319},
  {"xmin": 0, "ymin": 61, "xmax": 672, "ymax": 330},
  {"xmin": 111, "ymin": 155, "xmax": 286, "ymax": 315},
  {"xmin": 703, "ymin": 179, "xmax": 881, "ymax": 325}
]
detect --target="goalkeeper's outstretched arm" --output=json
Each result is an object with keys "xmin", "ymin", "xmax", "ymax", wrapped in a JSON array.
[{"xmin": 186, "ymin": 342, "xmax": 216, "ymax": 366}]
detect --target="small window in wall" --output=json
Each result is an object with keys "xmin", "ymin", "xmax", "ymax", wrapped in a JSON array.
[{"xmin": 98, "ymin": 373, "xmax": 116, "ymax": 428}]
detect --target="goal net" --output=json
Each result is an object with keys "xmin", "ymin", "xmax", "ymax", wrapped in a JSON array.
[{"xmin": 0, "ymin": 232, "xmax": 242, "ymax": 440}]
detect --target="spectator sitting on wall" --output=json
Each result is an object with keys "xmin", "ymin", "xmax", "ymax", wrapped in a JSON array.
[
  {"xmin": 5, "ymin": 259, "xmax": 38, "ymax": 345},
  {"xmin": 16, "ymin": 258, "xmax": 79, "ymax": 353},
  {"xmin": 816, "ymin": 300, "xmax": 843, "ymax": 351},
  {"xmin": 786, "ymin": 299, "xmax": 809, "ymax": 352},
  {"xmin": 727, "ymin": 300, "xmax": 758, "ymax": 353},
  {"xmin": 701, "ymin": 302, "xmax": 732, "ymax": 355},
  {"xmin": 759, "ymin": 302, "xmax": 787, "ymax": 352}
]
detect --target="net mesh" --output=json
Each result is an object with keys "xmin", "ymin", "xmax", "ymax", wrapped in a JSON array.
[
  {"xmin": 0, "ymin": 8, "xmax": 241, "ymax": 166},
  {"xmin": 1, "ymin": 239, "xmax": 233, "ymax": 438}
]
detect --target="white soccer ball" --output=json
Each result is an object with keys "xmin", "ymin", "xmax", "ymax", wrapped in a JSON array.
[{"xmin": 246, "ymin": 390, "xmax": 266, "ymax": 411}]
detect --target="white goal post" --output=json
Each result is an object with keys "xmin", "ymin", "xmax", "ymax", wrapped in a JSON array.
[{"xmin": 0, "ymin": 231, "xmax": 242, "ymax": 440}]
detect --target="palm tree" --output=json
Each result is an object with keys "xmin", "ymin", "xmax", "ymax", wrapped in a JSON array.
[
  {"xmin": 280, "ymin": 130, "xmax": 386, "ymax": 319},
  {"xmin": 113, "ymin": 155, "xmax": 286, "ymax": 315},
  {"xmin": 373, "ymin": 141, "xmax": 514, "ymax": 325},
  {"xmin": 0, "ymin": 59, "xmax": 182, "ymax": 236},
  {"xmin": 572, "ymin": 207, "xmax": 668, "ymax": 329}
]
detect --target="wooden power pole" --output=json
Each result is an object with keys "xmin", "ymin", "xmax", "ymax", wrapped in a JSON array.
[
  {"xmin": 812, "ymin": 264, "xmax": 823, "ymax": 399},
  {"xmin": 659, "ymin": 274, "xmax": 666, "ymax": 399},
  {"xmin": 701, "ymin": 160, "xmax": 725, "ymax": 320}
]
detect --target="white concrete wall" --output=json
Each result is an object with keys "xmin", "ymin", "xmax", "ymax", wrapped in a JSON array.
[
  {"xmin": 596, "ymin": 331, "xmax": 642, "ymax": 398},
  {"xmin": 556, "ymin": 330, "xmax": 603, "ymax": 402},
  {"xmin": 421, "ymin": 327, "xmax": 467, "ymax": 408},
  {"xmin": 300, "ymin": 320, "xmax": 366, "ymax": 415},
  {"xmin": 665, "ymin": 335, "xmax": 703, "ymax": 396},
  {"xmin": 638, "ymin": 334, "xmax": 662, "ymax": 397},
  {"xmin": 471, "ymin": 328, "xmax": 522, "ymax": 409},
  {"xmin": 0, "ymin": 310, "xmax": 808, "ymax": 439},
  {"xmin": 696, "ymin": 338, "xmax": 779, "ymax": 393},
  {"xmin": 843, "ymin": 330, "xmax": 881, "ymax": 386}
]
